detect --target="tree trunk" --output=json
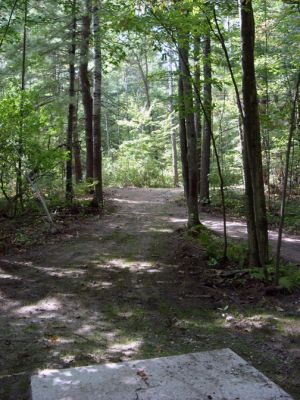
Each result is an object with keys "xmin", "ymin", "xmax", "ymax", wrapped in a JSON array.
[
  {"xmin": 275, "ymin": 70, "xmax": 300, "ymax": 283},
  {"xmin": 168, "ymin": 55, "xmax": 179, "ymax": 187},
  {"xmin": 73, "ymin": 77, "xmax": 83, "ymax": 183},
  {"xmin": 213, "ymin": 5, "xmax": 263, "ymax": 268},
  {"xmin": 92, "ymin": 0, "xmax": 103, "ymax": 206},
  {"xmin": 194, "ymin": 35, "xmax": 202, "ymax": 195},
  {"xmin": 135, "ymin": 51, "xmax": 151, "ymax": 110},
  {"xmin": 80, "ymin": 0, "xmax": 93, "ymax": 181},
  {"xmin": 239, "ymin": 118, "xmax": 260, "ymax": 266},
  {"xmin": 105, "ymin": 113, "xmax": 110, "ymax": 153},
  {"xmin": 178, "ymin": 75, "xmax": 189, "ymax": 199},
  {"xmin": 66, "ymin": 0, "xmax": 76, "ymax": 202},
  {"xmin": 178, "ymin": 43, "xmax": 200, "ymax": 227},
  {"xmin": 16, "ymin": 0, "xmax": 28, "ymax": 212},
  {"xmin": 200, "ymin": 32, "xmax": 212, "ymax": 204},
  {"xmin": 240, "ymin": 0, "xmax": 269, "ymax": 269}
]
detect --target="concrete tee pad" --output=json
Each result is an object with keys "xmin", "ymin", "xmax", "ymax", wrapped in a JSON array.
[{"xmin": 31, "ymin": 348, "xmax": 293, "ymax": 400}]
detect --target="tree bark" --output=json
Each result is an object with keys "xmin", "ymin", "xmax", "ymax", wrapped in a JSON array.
[
  {"xmin": 178, "ymin": 75, "xmax": 189, "ymax": 199},
  {"xmin": 92, "ymin": 0, "xmax": 103, "ymax": 206},
  {"xmin": 17, "ymin": 0, "xmax": 28, "ymax": 211},
  {"xmin": 178, "ymin": 42, "xmax": 200, "ymax": 227},
  {"xmin": 240, "ymin": 0, "xmax": 269, "ymax": 269},
  {"xmin": 80, "ymin": 0, "xmax": 93, "ymax": 181},
  {"xmin": 168, "ymin": 55, "xmax": 179, "ymax": 187},
  {"xmin": 239, "ymin": 118, "xmax": 260, "ymax": 266},
  {"xmin": 194, "ymin": 35, "xmax": 202, "ymax": 195},
  {"xmin": 275, "ymin": 70, "xmax": 300, "ymax": 283},
  {"xmin": 73, "ymin": 77, "xmax": 83, "ymax": 183},
  {"xmin": 200, "ymin": 32, "xmax": 212, "ymax": 204},
  {"xmin": 212, "ymin": 5, "xmax": 264, "ymax": 268},
  {"xmin": 66, "ymin": 0, "xmax": 76, "ymax": 202},
  {"xmin": 136, "ymin": 52, "xmax": 151, "ymax": 110}
]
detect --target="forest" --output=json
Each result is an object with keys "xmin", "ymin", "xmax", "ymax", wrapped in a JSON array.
[{"xmin": 0, "ymin": 0, "xmax": 300, "ymax": 399}]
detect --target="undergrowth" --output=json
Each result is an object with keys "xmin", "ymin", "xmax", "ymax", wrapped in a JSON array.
[
  {"xmin": 209, "ymin": 188, "xmax": 300, "ymax": 235},
  {"xmin": 189, "ymin": 224, "xmax": 300, "ymax": 291}
]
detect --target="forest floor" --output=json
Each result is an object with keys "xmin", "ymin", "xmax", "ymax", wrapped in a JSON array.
[{"xmin": 0, "ymin": 188, "xmax": 299, "ymax": 399}]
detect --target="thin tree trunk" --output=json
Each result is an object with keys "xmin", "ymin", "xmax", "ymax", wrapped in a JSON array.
[
  {"xmin": 168, "ymin": 55, "xmax": 179, "ymax": 187},
  {"xmin": 212, "ymin": 6, "xmax": 263, "ymax": 268},
  {"xmin": 194, "ymin": 35, "xmax": 202, "ymax": 195},
  {"xmin": 135, "ymin": 52, "xmax": 151, "ymax": 110},
  {"xmin": 178, "ymin": 43, "xmax": 200, "ymax": 227},
  {"xmin": 178, "ymin": 75, "xmax": 189, "ymax": 199},
  {"xmin": 275, "ymin": 70, "xmax": 300, "ymax": 284},
  {"xmin": 175, "ymin": 26, "xmax": 227, "ymax": 257},
  {"xmin": 200, "ymin": 32, "xmax": 212, "ymax": 204},
  {"xmin": 105, "ymin": 113, "xmax": 110, "ymax": 153},
  {"xmin": 80, "ymin": 0, "xmax": 93, "ymax": 181},
  {"xmin": 66, "ymin": 0, "xmax": 76, "ymax": 202},
  {"xmin": 17, "ymin": 0, "xmax": 28, "ymax": 211},
  {"xmin": 73, "ymin": 77, "xmax": 83, "ymax": 183},
  {"xmin": 92, "ymin": 0, "xmax": 103, "ymax": 206},
  {"xmin": 239, "ymin": 118, "xmax": 260, "ymax": 266},
  {"xmin": 263, "ymin": 0, "xmax": 271, "ymax": 210},
  {"xmin": 240, "ymin": 0, "xmax": 269, "ymax": 271}
]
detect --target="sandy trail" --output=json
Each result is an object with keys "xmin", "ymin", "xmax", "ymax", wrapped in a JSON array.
[
  {"xmin": 0, "ymin": 188, "xmax": 299, "ymax": 400},
  {"xmin": 200, "ymin": 213, "xmax": 300, "ymax": 265}
]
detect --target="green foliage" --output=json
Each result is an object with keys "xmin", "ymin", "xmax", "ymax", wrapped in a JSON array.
[
  {"xmin": 103, "ymin": 103, "xmax": 176, "ymax": 188},
  {"xmin": 191, "ymin": 225, "xmax": 248, "ymax": 268},
  {"xmin": 0, "ymin": 84, "xmax": 65, "ymax": 203},
  {"xmin": 278, "ymin": 264, "xmax": 300, "ymax": 291},
  {"xmin": 250, "ymin": 263, "xmax": 300, "ymax": 291}
]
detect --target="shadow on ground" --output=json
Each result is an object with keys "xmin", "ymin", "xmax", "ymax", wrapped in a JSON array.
[{"xmin": 0, "ymin": 188, "xmax": 299, "ymax": 399}]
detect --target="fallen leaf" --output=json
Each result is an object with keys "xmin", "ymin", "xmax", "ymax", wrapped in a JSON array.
[{"xmin": 137, "ymin": 369, "xmax": 149, "ymax": 383}]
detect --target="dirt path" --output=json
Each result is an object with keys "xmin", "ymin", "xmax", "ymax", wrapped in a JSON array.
[
  {"xmin": 200, "ymin": 213, "xmax": 300, "ymax": 265},
  {"xmin": 0, "ymin": 188, "xmax": 299, "ymax": 399}
]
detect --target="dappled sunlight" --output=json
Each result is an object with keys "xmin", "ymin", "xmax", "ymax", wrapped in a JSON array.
[
  {"xmin": 86, "ymin": 280, "xmax": 113, "ymax": 289},
  {"xmin": 203, "ymin": 219, "xmax": 247, "ymax": 237},
  {"xmin": 0, "ymin": 269, "xmax": 21, "ymax": 281},
  {"xmin": 90, "ymin": 257, "xmax": 158, "ymax": 274},
  {"xmin": 128, "ymin": 262, "xmax": 155, "ymax": 273},
  {"xmin": 108, "ymin": 340, "xmax": 143, "ymax": 358},
  {"xmin": 33, "ymin": 266, "xmax": 87, "ymax": 278},
  {"xmin": 112, "ymin": 197, "xmax": 161, "ymax": 205},
  {"xmin": 1, "ymin": 188, "xmax": 299, "ymax": 398},
  {"xmin": 199, "ymin": 212, "xmax": 300, "ymax": 264},
  {"xmin": 143, "ymin": 227, "xmax": 173, "ymax": 233},
  {"xmin": 167, "ymin": 217, "xmax": 187, "ymax": 224},
  {"xmin": 76, "ymin": 323, "xmax": 102, "ymax": 335},
  {"xmin": 224, "ymin": 314, "xmax": 278, "ymax": 333},
  {"xmin": 15, "ymin": 297, "xmax": 61, "ymax": 317},
  {"xmin": 104, "ymin": 331, "xmax": 120, "ymax": 342},
  {"xmin": 279, "ymin": 236, "xmax": 300, "ymax": 244}
]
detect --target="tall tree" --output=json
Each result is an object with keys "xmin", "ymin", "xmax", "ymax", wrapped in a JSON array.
[
  {"xmin": 275, "ymin": 70, "xmax": 300, "ymax": 283},
  {"xmin": 168, "ymin": 55, "xmax": 179, "ymax": 187},
  {"xmin": 178, "ymin": 40, "xmax": 200, "ymax": 227},
  {"xmin": 17, "ymin": 0, "xmax": 28, "ymax": 210},
  {"xmin": 200, "ymin": 31, "xmax": 212, "ymax": 204},
  {"xmin": 240, "ymin": 0, "xmax": 269, "ymax": 270},
  {"xmin": 178, "ymin": 74, "xmax": 189, "ymax": 200},
  {"xmin": 80, "ymin": 0, "xmax": 94, "ymax": 181},
  {"xmin": 92, "ymin": 0, "xmax": 103, "ymax": 206},
  {"xmin": 73, "ymin": 76, "xmax": 83, "ymax": 183},
  {"xmin": 66, "ymin": 0, "xmax": 77, "ymax": 202},
  {"xmin": 194, "ymin": 35, "xmax": 202, "ymax": 194},
  {"xmin": 135, "ymin": 51, "xmax": 151, "ymax": 110}
]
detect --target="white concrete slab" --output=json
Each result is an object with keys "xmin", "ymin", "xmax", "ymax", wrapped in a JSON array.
[{"xmin": 31, "ymin": 348, "xmax": 293, "ymax": 400}]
